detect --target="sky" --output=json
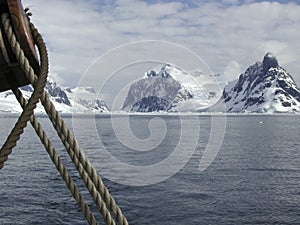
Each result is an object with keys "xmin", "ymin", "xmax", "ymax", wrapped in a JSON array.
[{"xmin": 22, "ymin": 0, "xmax": 300, "ymax": 89}]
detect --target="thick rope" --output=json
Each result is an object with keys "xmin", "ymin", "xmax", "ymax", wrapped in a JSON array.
[
  {"xmin": 31, "ymin": 38, "xmax": 117, "ymax": 225},
  {"xmin": 0, "ymin": 12, "xmax": 128, "ymax": 225},
  {"xmin": 0, "ymin": 13, "xmax": 108, "ymax": 225},
  {"xmin": 0, "ymin": 12, "xmax": 99, "ymax": 225},
  {"xmin": 13, "ymin": 88, "xmax": 99, "ymax": 225},
  {"xmin": 0, "ymin": 13, "xmax": 48, "ymax": 170},
  {"xmin": 22, "ymin": 15, "xmax": 127, "ymax": 225},
  {"xmin": 40, "ymin": 91, "xmax": 128, "ymax": 225}
]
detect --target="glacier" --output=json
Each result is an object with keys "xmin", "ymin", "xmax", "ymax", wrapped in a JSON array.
[{"xmin": 0, "ymin": 78, "xmax": 109, "ymax": 114}]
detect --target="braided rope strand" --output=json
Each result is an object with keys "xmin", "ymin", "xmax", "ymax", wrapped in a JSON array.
[
  {"xmin": 13, "ymin": 88, "xmax": 99, "ymax": 225},
  {"xmin": 0, "ymin": 13, "xmax": 48, "ymax": 169},
  {"xmin": 38, "ymin": 81, "xmax": 128, "ymax": 225},
  {"xmin": 0, "ymin": 13, "xmax": 113, "ymax": 225},
  {"xmin": 0, "ymin": 12, "xmax": 100, "ymax": 225},
  {"xmin": 0, "ymin": 12, "xmax": 128, "ymax": 225},
  {"xmin": 0, "ymin": 12, "xmax": 104, "ymax": 225},
  {"xmin": 25, "ymin": 20, "xmax": 128, "ymax": 225}
]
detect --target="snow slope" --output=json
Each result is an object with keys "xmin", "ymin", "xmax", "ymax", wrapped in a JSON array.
[
  {"xmin": 212, "ymin": 53, "xmax": 300, "ymax": 113},
  {"xmin": 0, "ymin": 78, "xmax": 109, "ymax": 114},
  {"xmin": 122, "ymin": 64, "xmax": 222, "ymax": 112}
]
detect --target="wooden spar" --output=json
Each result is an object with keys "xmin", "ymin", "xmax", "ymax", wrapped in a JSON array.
[{"xmin": 0, "ymin": 0, "xmax": 39, "ymax": 92}]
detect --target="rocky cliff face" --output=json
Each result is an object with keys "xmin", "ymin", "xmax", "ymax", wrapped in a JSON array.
[
  {"xmin": 0, "ymin": 78, "xmax": 109, "ymax": 114},
  {"xmin": 122, "ymin": 64, "xmax": 219, "ymax": 112},
  {"xmin": 45, "ymin": 79, "xmax": 71, "ymax": 106},
  {"xmin": 213, "ymin": 53, "xmax": 300, "ymax": 113}
]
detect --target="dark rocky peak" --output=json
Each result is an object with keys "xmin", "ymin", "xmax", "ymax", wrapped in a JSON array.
[
  {"xmin": 146, "ymin": 70, "xmax": 157, "ymax": 77},
  {"xmin": 216, "ymin": 52, "xmax": 300, "ymax": 112},
  {"xmin": 131, "ymin": 96, "xmax": 170, "ymax": 112},
  {"xmin": 161, "ymin": 63, "xmax": 171, "ymax": 70},
  {"xmin": 146, "ymin": 64, "xmax": 171, "ymax": 78},
  {"xmin": 157, "ymin": 64, "xmax": 171, "ymax": 78},
  {"xmin": 45, "ymin": 79, "xmax": 71, "ymax": 106},
  {"xmin": 262, "ymin": 52, "xmax": 279, "ymax": 74}
]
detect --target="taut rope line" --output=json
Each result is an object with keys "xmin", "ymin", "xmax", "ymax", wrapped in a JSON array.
[
  {"xmin": 0, "ymin": 14, "xmax": 48, "ymax": 170},
  {"xmin": 0, "ymin": 11, "xmax": 128, "ymax": 225},
  {"xmin": 13, "ymin": 88, "xmax": 99, "ymax": 225}
]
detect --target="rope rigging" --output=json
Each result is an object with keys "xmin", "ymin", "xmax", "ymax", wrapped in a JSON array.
[{"xmin": 0, "ymin": 4, "xmax": 128, "ymax": 225}]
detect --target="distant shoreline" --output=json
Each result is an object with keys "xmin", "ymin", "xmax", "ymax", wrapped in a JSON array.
[{"xmin": 1, "ymin": 111, "xmax": 299, "ymax": 118}]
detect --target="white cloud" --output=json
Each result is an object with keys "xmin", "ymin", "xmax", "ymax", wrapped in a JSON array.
[
  {"xmin": 22, "ymin": 0, "xmax": 300, "ymax": 87},
  {"xmin": 224, "ymin": 61, "xmax": 242, "ymax": 82},
  {"xmin": 221, "ymin": 0, "xmax": 241, "ymax": 5}
]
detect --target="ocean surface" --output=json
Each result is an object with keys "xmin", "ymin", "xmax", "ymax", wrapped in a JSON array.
[{"xmin": 0, "ymin": 114, "xmax": 299, "ymax": 225}]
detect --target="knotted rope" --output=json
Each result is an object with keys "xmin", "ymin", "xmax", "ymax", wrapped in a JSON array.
[{"xmin": 0, "ymin": 12, "xmax": 128, "ymax": 225}]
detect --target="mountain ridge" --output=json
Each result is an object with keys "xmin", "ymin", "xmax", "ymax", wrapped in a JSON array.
[
  {"xmin": 212, "ymin": 52, "xmax": 300, "ymax": 113},
  {"xmin": 0, "ymin": 78, "xmax": 109, "ymax": 114},
  {"xmin": 1, "ymin": 53, "xmax": 299, "ymax": 114},
  {"xmin": 122, "ymin": 64, "xmax": 220, "ymax": 112}
]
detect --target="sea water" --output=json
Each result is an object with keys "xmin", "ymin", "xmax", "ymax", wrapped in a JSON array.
[{"xmin": 0, "ymin": 114, "xmax": 299, "ymax": 225}]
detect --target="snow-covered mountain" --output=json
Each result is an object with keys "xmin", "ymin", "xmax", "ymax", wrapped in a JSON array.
[
  {"xmin": 0, "ymin": 78, "xmax": 109, "ymax": 114},
  {"xmin": 212, "ymin": 53, "xmax": 300, "ymax": 113},
  {"xmin": 122, "ymin": 64, "xmax": 222, "ymax": 112}
]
